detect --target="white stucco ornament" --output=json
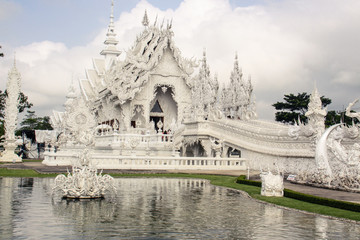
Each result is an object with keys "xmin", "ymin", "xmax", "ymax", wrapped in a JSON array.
[
  {"xmin": 103, "ymin": 16, "xmax": 196, "ymax": 105},
  {"xmin": 53, "ymin": 148, "xmax": 116, "ymax": 199},
  {"xmin": 260, "ymin": 171, "xmax": 284, "ymax": 197},
  {"xmin": 346, "ymin": 98, "xmax": 360, "ymax": 122},
  {"xmin": 288, "ymin": 86, "xmax": 326, "ymax": 146},
  {"xmin": 305, "ymin": 86, "xmax": 326, "ymax": 141},
  {"xmin": 301, "ymin": 98, "xmax": 360, "ymax": 190},
  {"xmin": 62, "ymin": 95, "xmax": 97, "ymax": 145}
]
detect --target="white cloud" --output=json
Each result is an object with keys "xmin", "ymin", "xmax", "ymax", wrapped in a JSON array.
[
  {"xmin": 16, "ymin": 41, "xmax": 67, "ymax": 67},
  {"xmin": 0, "ymin": 41, "xmax": 101, "ymax": 117},
  {"xmin": 1, "ymin": 0, "xmax": 359, "ymax": 120}
]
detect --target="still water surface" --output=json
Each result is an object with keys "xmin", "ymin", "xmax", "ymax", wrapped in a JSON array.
[{"xmin": 0, "ymin": 177, "xmax": 359, "ymax": 239}]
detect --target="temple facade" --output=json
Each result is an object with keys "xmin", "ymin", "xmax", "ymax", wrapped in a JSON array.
[{"xmin": 45, "ymin": 3, "xmax": 336, "ymax": 173}]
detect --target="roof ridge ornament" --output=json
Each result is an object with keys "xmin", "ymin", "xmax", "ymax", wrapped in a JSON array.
[
  {"xmin": 142, "ymin": 10, "xmax": 149, "ymax": 27},
  {"xmin": 167, "ymin": 19, "xmax": 173, "ymax": 29},
  {"xmin": 153, "ymin": 14, "xmax": 158, "ymax": 27},
  {"xmin": 161, "ymin": 17, "xmax": 165, "ymax": 29}
]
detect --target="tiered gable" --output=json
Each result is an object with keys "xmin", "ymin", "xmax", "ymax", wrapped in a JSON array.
[{"xmin": 104, "ymin": 18, "xmax": 196, "ymax": 105}]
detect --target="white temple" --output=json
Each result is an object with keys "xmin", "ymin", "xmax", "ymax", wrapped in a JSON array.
[{"xmin": 43, "ymin": 3, "xmax": 359, "ymax": 179}]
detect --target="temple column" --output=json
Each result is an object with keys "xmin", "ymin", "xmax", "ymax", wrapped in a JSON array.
[{"xmin": 222, "ymin": 145, "xmax": 230, "ymax": 158}]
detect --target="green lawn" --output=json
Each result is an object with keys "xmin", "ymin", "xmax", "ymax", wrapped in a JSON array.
[
  {"xmin": 0, "ymin": 169, "xmax": 359, "ymax": 221},
  {"xmin": 0, "ymin": 168, "xmax": 57, "ymax": 178},
  {"xmin": 0, "ymin": 159, "xmax": 42, "ymax": 164},
  {"xmin": 22, "ymin": 159, "xmax": 43, "ymax": 162}
]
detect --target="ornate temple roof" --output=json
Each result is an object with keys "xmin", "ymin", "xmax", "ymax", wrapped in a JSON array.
[
  {"xmin": 103, "ymin": 14, "xmax": 196, "ymax": 105},
  {"xmin": 80, "ymin": 9, "xmax": 197, "ymax": 106}
]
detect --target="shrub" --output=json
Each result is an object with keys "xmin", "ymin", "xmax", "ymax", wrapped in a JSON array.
[
  {"xmin": 283, "ymin": 189, "xmax": 360, "ymax": 212},
  {"xmin": 236, "ymin": 175, "xmax": 261, "ymax": 187}
]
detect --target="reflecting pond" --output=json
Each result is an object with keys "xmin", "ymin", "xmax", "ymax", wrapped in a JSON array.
[{"xmin": 0, "ymin": 177, "xmax": 359, "ymax": 239}]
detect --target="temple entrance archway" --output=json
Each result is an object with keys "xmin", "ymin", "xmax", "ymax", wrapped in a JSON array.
[{"xmin": 149, "ymin": 86, "xmax": 177, "ymax": 132}]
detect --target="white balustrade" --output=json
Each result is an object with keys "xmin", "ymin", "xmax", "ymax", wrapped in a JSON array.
[
  {"xmin": 95, "ymin": 133, "xmax": 173, "ymax": 148},
  {"xmin": 43, "ymin": 151, "xmax": 246, "ymax": 170}
]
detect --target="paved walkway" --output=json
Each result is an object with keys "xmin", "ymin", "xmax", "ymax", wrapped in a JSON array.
[{"xmin": 1, "ymin": 162, "xmax": 360, "ymax": 204}]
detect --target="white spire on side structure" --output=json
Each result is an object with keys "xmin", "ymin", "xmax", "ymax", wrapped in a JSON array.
[
  {"xmin": 100, "ymin": 0, "xmax": 121, "ymax": 68},
  {"xmin": 305, "ymin": 83, "xmax": 326, "ymax": 141},
  {"xmin": 0, "ymin": 53, "xmax": 22, "ymax": 162}
]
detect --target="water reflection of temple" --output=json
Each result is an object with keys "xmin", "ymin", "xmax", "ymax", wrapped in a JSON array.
[{"xmin": 0, "ymin": 178, "xmax": 14, "ymax": 239}]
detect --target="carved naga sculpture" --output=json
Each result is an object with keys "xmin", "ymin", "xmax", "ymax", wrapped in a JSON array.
[
  {"xmin": 346, "ymin": 98, "xmax": 360, "ymax": 122},
  {"xmin": 310, "ymin": 98, "xmax": 360, "ymax": 190}
]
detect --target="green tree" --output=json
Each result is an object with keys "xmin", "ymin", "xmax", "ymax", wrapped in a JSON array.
[
  {"xmin": 272, "ymin": 92, "xmax": 331, "ymax": 124},
  {"xmin": 0, "ymin": 120, "xmax": 4, "ymax": 140},
  {"xmin": 0, "ymin": 90, "xmax": 33, "ymax": 119},
  {"xmin": 16, "ymin": 110, "xmax": 53, "ymax": 136},
  {"xmin": 0, "ymin": 90, "xmax": 33, "ymax": 139},
  {"xmin": 325, "ymin": 110, "xmax": 359, "ymax": 127}
]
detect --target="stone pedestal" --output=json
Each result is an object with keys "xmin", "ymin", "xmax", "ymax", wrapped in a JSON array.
[{"xmin": 0, "ymin": 141, "xmax": 22, "ymax": 163}]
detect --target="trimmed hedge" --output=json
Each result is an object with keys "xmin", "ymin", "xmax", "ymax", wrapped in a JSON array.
[
  {"xmin": 236, "ymin": 175, "xmax": 360, "ymax": 213},
  {"xmin": 236, "ymin": 175, "xmax": 261, "ymax": 187},
  {"xmin": 283, "ymin": 188, "xmax": 360, "ymax": 213}
]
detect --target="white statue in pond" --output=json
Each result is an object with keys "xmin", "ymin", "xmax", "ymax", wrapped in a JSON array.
[{"xmin": 53, "ymin": 147, "xmax": 116, "ymax": 199}]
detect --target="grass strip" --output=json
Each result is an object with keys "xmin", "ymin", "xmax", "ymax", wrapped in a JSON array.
[
  {"xmin": 0, "ymin": 169, "xmax": 359, "ymax": 221},
  {"xmin": 22, "ymin": 159, "xmax": 43, "ymax": 162},
  {"xmin": 0, "ymin": 168, "xmax": 58, "ymax": 178}
]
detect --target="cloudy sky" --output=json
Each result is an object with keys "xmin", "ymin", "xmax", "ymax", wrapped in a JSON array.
[{"xmin": 0, "ymin": 0, "xmax": 359, "ymax": 121}]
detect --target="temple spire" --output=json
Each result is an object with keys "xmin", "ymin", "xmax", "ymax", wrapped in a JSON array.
[
  {"xmin": 202, "ymin": 48, "xmax": 207, "ymax": 66},
  {"xmin": 305, "ymin": 84, "xmax": 326, "ymax": 141},
  {"xmin": 201, "ymin": 48, "xmax": 210, "ymax": 77},
  {"xmin": 100, "ymin": 0, "xmax": 121, "ymax": 69},
  {"xmin": 0, "ymin": 53, "xmax": 22, "ymax": 162},
  {"xmin": 231, "ymin": 52, "xmax": 242, "ymax": 80},
  {"xmin": 234, "ymin": 52, "xmax": 239, "ymax": 71},
  {"xmin": 13, "ymin": 52, "xmax": 16, "ymax": 67}
]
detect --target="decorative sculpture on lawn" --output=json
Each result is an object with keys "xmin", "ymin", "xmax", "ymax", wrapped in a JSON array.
[{"xmin": 260, "ymin": 170, "xmax": 284, "ymax": 197}]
